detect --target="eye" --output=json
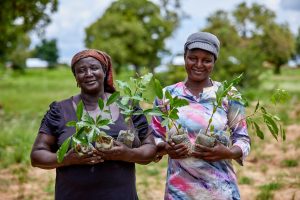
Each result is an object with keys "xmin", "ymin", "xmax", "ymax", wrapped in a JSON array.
[{"xmin": 203, "ymin": 59, "xmax": 213, "ymax": 65}]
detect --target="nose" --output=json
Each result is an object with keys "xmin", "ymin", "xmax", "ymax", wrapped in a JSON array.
[
  {"xmin": 196, "ymin": 59, "xmax": 203, "ymax": 67},
  {"xmin": 85, "ymin": 68, "xmax": 93, "ymax": 76}
]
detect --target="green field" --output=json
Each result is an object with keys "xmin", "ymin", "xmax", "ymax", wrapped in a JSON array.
[{"xmin": 0, "ymin": 67, "xmax": 299, "ymax": 199}]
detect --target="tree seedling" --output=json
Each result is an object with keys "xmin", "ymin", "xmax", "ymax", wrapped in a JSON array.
[{"xmin": 57, "ymin": 92, "xmax": 120, "ymax": 163}]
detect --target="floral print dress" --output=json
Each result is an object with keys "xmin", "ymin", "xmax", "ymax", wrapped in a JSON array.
[{"xmin": 151, "ymin": 81, "xmax": 251, "ymax": 200}]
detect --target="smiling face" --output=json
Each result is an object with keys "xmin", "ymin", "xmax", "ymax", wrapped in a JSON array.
[
  {"xmin": 74, "ymin": 57, "xmax": 106, "ymax": 95},
  {"xmin": 184, "ymin": 48, "xmax": 215, "ymax": 83}
]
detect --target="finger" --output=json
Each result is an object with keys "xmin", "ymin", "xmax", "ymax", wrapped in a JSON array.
[
  {"xmin": 172, "ymin": 143, "xmax": 188, "ymax": 150},
  {"xmin": 194, "ymin": 144, "xmax": 212, "ymax": 152}
]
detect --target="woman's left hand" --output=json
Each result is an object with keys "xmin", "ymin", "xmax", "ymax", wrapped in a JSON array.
[
  {"xmin": 99, "ymin": 141, "xmax": 132, "ymax": 162},
  {"xmin": 191, "ymin": 141, "xmax": 235, "ymax": 162}
]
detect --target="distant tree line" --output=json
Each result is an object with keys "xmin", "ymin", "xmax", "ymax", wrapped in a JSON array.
[{"xmin": 1, "ymin": 0, "xmax": 300, "ymax": 83}]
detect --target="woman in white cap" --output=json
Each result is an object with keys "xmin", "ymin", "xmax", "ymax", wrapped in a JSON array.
[{"xmin": 151, "ymin": 32, "xmax": 250, "ymax": 200}]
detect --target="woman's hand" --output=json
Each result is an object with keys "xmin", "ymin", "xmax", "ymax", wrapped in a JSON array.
[
  {"xmin": 191, "ymin": 141, "xmax": 242, "ymax": 161},
  {"xmin": 98, "ymin": 141, "xmax": 131, "ymax": 162},
  {"xmin": 164, "ymin": 139, "xmax": 190, "ymax": 159},
  {"xmin": 62, "ymin": 149, "xmax": 104, "ymax": 166}
]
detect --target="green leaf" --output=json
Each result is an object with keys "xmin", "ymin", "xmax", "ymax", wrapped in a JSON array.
[
  {"xmin": 132, "ymin": 109, "xmax": 144, "ymax": 115},
  {"xmin": 106, "ymin": 91, "xmax": 120, "ymax": 106},
  {"xmin": 280, "ymin": 125, "xmax": 286, "ymax": 141},
  {"xmin": 253, "ymin": 122, "xmax": 264, "ymax": 140},
  {"xmin": 172, "ymin": 98, "xmax": 189, "ymax": 108},
  {"xmin": 254, "ymin": 101, "xmax": 260, "ymax": 113},
  {"xmin": 141, "ymin": 73, "xmax": 153, "ymax": 85},
  {"xmin": 97, "ymin": 119, "xmax": 112, "ymax": 126},
  {"xmin": 154, "ymin": 79, "xmax": 163, "ymax": 99},
  {"xmin": 263, "ymin": 114, "xmax": 279, "ymax": 140},
  {"xmin": 165, "ymin": 90, "xmax": 173, "ymax": 105},
  {"xmin": 76, "ymin": 101, "xmax": 84, "ymax": 120},
  {"xmin": 143, "ymin": 108, "xmax": 163, "ymax": 116},
  {"xmin": 169, "ymin": 109, "xmax": 179, "ymax": 120},
  {"xmin": 116, "ymin": 80, "xmax": 130, "ymax": 90},
  {"xmin": 98, "ymin": 98, "xmax": 104, "ymax": 110},
  {"xmin": 131, "ymin": 95, "xmax": 144, "ymax": 101},
  {"xmin": 161, "ymin": 119, "xmax": 169, "ymax": 128},
  {"xmin": 124, "ymin": 87, "xmax": 132, "ymax": 96},
  {"xmin": 57, "ymin": 137, "xmax": 71, "ymax": 163},
  {"xmin": 209, "ymin": 125, "xmax": 215, "ymax": 132},
  {"xmin": 66, "ymin": 121, "xmax": 76, "ymax": 127},
  {"xmin": 120, "ymin": 96, "xmax": 130, "ymax": 105}
]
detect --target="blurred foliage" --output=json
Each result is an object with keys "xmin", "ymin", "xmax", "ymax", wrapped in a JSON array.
[
  {"xmin": 7, "ymin": 33, "xmax": 31, "ymax": 71},
  {"xmin": 33, "ymin": 38, "xmax": 59, "ymax": 68},
  {"xmin": 295, "ymin": 28, "xmax": 300, "ymax": 62},
  {"xmin": 155, "ymin": 64, "xmax": 186, "ymax": 87},
  {"xmin": 202, "ymin": 2, "xmax": 295, "ymax": 86},
  {"xmin": 0, "ymin": 0, "xmax": 58, "ymax": 70},
  {"xmin": 85, "ymin": 0, "xmax": 180, "ymax": 74}
]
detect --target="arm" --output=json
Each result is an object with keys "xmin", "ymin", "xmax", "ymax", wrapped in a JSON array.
[{"xmin": 31, "ymin": 133, "xmax": 103, "ymax": 169}]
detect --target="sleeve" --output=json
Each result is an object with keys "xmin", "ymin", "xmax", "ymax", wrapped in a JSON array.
[
  {"xmin": 227, "ymin": 99, "xmax": 251, "ymax": 166},
  {"xmin": 151, "ymin": 97, "xmax": 167, "ymax": 144},
  {"xmin": 131, "ymin": 105, "xmax": 150, "ymax": 142},
  {"xmin": 39, "ymin": 101, "xmax": 64, "ymax": 137}
]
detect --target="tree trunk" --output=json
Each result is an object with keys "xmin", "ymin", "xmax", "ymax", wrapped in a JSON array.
[{"xmin": 274, "ymin": 65, "xmax": 281, "ymax": 74}]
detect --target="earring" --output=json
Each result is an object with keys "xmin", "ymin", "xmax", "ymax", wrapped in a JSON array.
[{"xmin": 77, "ymin": 82, "xmax": 80, "ymax": 88}]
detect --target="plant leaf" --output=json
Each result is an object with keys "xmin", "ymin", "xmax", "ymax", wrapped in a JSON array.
[
  {"xmin": 254, "ymin": 101, "xmax": 260, "ymax": 113},
  {"xmin": 57, "ymin": 137, "xmax": 71, "ymax": 163},
  {"xmin": 143, "ymin": 108, "xmax": 163, "ymax": 116},
  {"xmin": 253, "ymin": 121, "xmax": 264, "ymax": 140},
  {"xmin": 66, "ymin": 121, "xmax": 76, "ymax": 127},
  {"xmin": 76, "ymin": 101, "xmax": 84, "ymax": 120},
  {"xmin": 106, "ymin": 91, "xmax": 120, "ymax": 106},
  {"xmin": 154, "ymin": 79, "xmax": 163, "ymax": 99},
  {"xmin": 161, "ymin": 119, "xmax": 169, "ymax": 128},
  {"xmin": 97, "ymin": 98, "xmax": 104, "ymax": 110}
]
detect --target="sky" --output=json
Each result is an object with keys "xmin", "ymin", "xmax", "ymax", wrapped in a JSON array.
[{"xmin": 30, "ymin": 0, "xmax": 300, "ymax": 64}]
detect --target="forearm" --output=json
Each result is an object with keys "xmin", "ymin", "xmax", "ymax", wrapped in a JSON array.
[
  {"xmin": 229, "ymin": 145, "xmax": 243, "ymax": 159},
  {"xmin": 126, "ymin": 144, "xmax": 157, "ymax": 164},
  {"xmin": 31, "ymin": 149, "xmax": 65, "ymax": 169}
]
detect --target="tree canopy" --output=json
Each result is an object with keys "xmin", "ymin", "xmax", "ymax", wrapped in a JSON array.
[
  {"xmin": 202, "ymin": 2, "xmax": 295, "ymax": 85},
  {"xmin": 0, "ymin": 0, "xmax": 58, "ymax": 69},
  {"xmin": 34, "ymin": 39, "xmax": 59, "ymax": 68},
  {"xmin": 85, "ymin": 0, "xmax": 179, "ymax": 74}
]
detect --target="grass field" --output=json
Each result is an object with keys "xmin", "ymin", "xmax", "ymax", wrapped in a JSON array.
[{"xmin": 0, "ymin": 67, "xmax": 299, "ymax": 199}]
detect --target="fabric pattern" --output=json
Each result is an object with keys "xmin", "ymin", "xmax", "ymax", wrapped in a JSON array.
[{"xmin": 151, "ymin": 81, "xmax": 250, "ymax": 200}]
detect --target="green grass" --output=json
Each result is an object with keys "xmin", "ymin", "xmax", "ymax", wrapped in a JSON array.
[
  {"xmin": 0, "ymin": 66, "xmax": 300, "ymax": 199},
  {"xmin": 281, "ymin": 159, "xmax": 298, "ymax": 167},
  {"xmin": 256, "ymin": 182, "xmax": 282, "ymax": 200},
  {"xmin": 239, "ymin": 176, "xmax": 253, "ymax": 185}
]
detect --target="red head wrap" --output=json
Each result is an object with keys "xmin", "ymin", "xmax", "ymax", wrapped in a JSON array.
[{"xmin": 71, "ymin": 49, "xmax": 116, "ymax": 93}]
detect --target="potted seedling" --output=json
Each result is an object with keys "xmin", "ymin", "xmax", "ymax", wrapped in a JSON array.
[
  {"xmin": 115, "ymin": 73, "xmax": 155, "ymax": 148},
  {"xmin": 150, "ymin": 79, "xmax": 192, "ymax": 151},
  {"xmin": 194, "ymin": 74, "xmax": 289, "ymax": 149},
  {"xmin": 57, "ymin": 92, "xmax": 120, "ymax": 163}
]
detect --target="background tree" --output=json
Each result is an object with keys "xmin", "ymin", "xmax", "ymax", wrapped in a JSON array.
[
  {"xmin": 202, "ymin": 2, "xmax": 295, "ymax": 86},
  {"xmin": 34, "ymin": 39, "xmax": 59, "ymax": 68},
  {"xmin": 295, "ymin": 28, "xmax": 300, "ymax": 67},
  {"xmin": 8, "ymin": 33, "xmax": 31, "ymax": 71},
  {"xmin": 85, "ymin": 0, "xmax": 179, "ymax": 74},
  {"xmin": 0, "ymin": 0, "xmax": 58, "ymax": 70}
]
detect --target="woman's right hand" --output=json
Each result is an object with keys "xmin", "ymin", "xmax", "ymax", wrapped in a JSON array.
[
  {"xmin": 163, "ymin": 140, "xmax": 190, "ymax": 159},
  {"xmin": 62, "ymin": 149, "xmax": 104, "ymax": 166}
]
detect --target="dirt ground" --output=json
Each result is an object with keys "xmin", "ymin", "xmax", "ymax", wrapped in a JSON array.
[{"xmin": 0, "ymin": 125, "xmax": 299, "ymax": 200}]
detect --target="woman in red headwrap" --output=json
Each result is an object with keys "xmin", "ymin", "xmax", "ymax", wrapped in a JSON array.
[{"xmin": 30, "ymin": 49, "xmax": 156, "ymax": 200}]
